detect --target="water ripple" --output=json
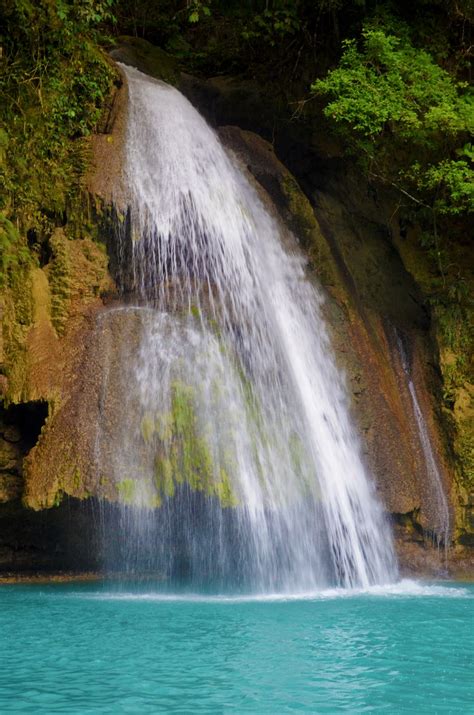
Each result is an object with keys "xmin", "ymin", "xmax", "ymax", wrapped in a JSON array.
[{"xmin": 0, "ymin": 582, "xmax": 472, "ymax": 713}]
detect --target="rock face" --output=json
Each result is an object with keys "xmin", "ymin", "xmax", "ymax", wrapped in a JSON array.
[
  {"xmin": 1, "ymin": 42, "xmax": 472, "ymax": 576},
  {"xmin": 0, "ymin": 226, "xmax": 114, "ymax": 508}
]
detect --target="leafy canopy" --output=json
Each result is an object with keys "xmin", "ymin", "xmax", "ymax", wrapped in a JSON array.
[
  {"xmin": 312, "ymin": 24, "xmax": 474, "ymax": 215},
  {"xmin": 0, "ymin": 0, "xmax": 116, "ymax": 225}
]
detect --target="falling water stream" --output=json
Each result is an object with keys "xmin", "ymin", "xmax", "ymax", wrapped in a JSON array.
[
  {"xmin": 396, "ymin": 331, "xmax": 450, "ymax": 547},
  {"xmin": 98, "ymin": 65, "xmax": 397, "ymax": 591}
]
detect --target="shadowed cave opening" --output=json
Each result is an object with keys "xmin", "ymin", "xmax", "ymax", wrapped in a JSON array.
[
  {"xmin": 0, "ymin": 498, "xmax": 101, "ymax": 574},
  {"xmin": 2, "ymin": 400, "xmax": 49, "ymax": 451},
  {"xmin": 0, "ymin": 399, "xmax": 49, "ymax": 510}
]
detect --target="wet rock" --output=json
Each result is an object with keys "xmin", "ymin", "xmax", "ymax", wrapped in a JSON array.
[
  {"xmin": 0, "ymin": 474, "xmax": 22, "ymax": 503},
  {"xmin": 2, "ymin": 426, "xmax": 20, "ymax": 443},
  {"xmin": 0, "ymin": 440, "xmax": 19, "ymax": 472},
  {"xmin": 110, "ymin": 37, "xmax": 180, "ymax": 85}
]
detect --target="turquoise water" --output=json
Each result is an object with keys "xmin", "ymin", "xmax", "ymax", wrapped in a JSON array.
[{"xmin": 0, "ymin": 581, "xmax": 472, "ymax": 714}]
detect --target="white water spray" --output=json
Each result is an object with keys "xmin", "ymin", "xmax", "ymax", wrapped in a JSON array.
[{"xmin": 101, "ymin": 65, "xmax": 397, "ymax": 590}]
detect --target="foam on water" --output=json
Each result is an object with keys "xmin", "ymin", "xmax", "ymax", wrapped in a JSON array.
[
  {"xmin": 98, "ymin": 63, "xmax": 398, "ymax": 590},
  {"xmin": 75, "ymin": 580, "xmax": 471, "ymax": 603}
]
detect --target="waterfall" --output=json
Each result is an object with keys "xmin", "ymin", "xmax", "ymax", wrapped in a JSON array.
[
  {"xmin": 396, "ymin": 331, "xmax": 450, "ymax": 547},
  {"xmin": 99, "ymin": 64, "xmax": 397, "ymax": 591}
]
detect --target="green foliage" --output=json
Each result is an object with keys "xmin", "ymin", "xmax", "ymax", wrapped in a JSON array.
[
  {"xmin": 56, "ymin": 0, "xmax": 115, "ymax": 27},
  {"xmin": 0, "ymin": 0, "xmax": 116, "ymax": 233},
  {"xmin": 0, "ymin": 214, "xmax": 32, "ymax": 288},
  {"xmin": 53, "ymin": 489, "xmax": 64, "ymax": 507},
  {"xmin": 314, "ymin": 29, "xmax": 471, "ymax": 139},
  {"xmin": 140, "ymin": 412, "xmax": 155, "ymax": 443},
  {"xmin": 187, "ymin": 1, "xmax": 212, "ymax": 24},
  {"xmin": 410, "ymin": 157, "xmax": 474, "ymax": 216},
  {"xmin": 312, "ymin": 21, "xmax": 474, "ymax": 216},
  {"xmin": 0, "ymin": 213, "xmax": 34, "ymax": 402},
  {"xmin": 241, "ymin": 7, "xmax": 301, "ymax": 46},
  {"xmin": 167, "ymin": 381, "xmax": 215, "ymax": 492}
]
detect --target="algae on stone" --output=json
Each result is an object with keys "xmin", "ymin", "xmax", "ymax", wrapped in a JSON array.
[
  {"xmin": 145, "ymin": 379, "xmax": 239, "ymax": 507},
  {"xmin": 140, "ymin": 412, "xmax": 155, "ymax": 444},
  {"xmin": 116, "ymin": 478, "xmax": 137, "ymax": 504},
  {"xmin": 47, "ymin": 230, "xmax": 73, "ymax": 335},
  {"xmin": 281, "ymin": 174, "xmax": 319, "ymax": 245},
  {"xmin": 394, "ymin": 229, "xmax": 474, "ymax": 494},
  {"xmin": 1, "ymin": 228, "xmax": 34, "ymax": 403}
]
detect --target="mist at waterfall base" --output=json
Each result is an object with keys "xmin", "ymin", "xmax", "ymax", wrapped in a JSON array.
[
  {"xmin": 0, "ymin": 582, "xmax": 472, "ymax": 714},
  {"xmin": 95, "ymin": 64, "xmax": 397, "ymax": 593}
]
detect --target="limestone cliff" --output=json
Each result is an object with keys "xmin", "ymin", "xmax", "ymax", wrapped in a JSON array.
[{"xmin": 1, "ymin": 39, "xmax": 472, "ymax": 577}]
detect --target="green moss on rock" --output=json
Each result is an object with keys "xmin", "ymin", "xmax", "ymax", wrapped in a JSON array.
[
  {"xmin": 47, "ymin": 230, "xmax": 72, "ymax": 335},
  {"xmin": 117, "ymin": 478, "xmax": 137, "ymax": 504},
  {"xmin": 280, "ymin": 174, "xmax": 319, "ymax": 246},
  {"xmin": 143, "ymin": 379, "xmax": 239, "ymax": 507},
  {"xmin": 140, "ymin": 412, "xmax": 155, "ymax": 444},
  {"xmin": 154, "ymin": 454, "xmax": 175, "ymax": 498},
  {"xmin": 1, "ymin": 223, "xmax": 34, "ymax": 403},
  {"xmin": 394, "ymin": 229, "xmax": 474, "ymax": 504}
]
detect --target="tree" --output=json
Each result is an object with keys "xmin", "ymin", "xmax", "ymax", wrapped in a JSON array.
[{"xmin": 312, "ymin": 23, "xmax": 474, "ymax": 217}]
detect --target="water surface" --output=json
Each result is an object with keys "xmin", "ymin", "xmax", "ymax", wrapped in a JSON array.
[{"xmin": 0, "ymin": 581, "xmax": 472, "ymax": 713}]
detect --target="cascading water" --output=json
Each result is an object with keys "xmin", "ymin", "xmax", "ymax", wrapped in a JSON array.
[
  {"xmin": 396, "ymin": 331, "xmax": 450, "ymax": 547},
  {"xmin": 98, "ymin": 64, "xmax": 397, "ymax": 591}
]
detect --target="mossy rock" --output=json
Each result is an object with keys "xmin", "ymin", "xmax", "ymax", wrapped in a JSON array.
[
  {"xmin": 47, "ymin": 230, "xmax": 72, "ymax": 335},
  {"xmin": 1, "ymin": 249, "xmax": 34, "ymax": 403},
  {"xmin": 110, "ymin": 37, "xmax": 180, "ymax": 85},
  {"xmin": 280, "ymin": 174, "xmax": 319, "ymax": 246},
  {"xmin": 453, "ymin": 383, "xmax": 474, "ymax": 490},
  {"xmin": 116, "ymin": 478, "xmax": 137, "ymax": 504},
  {"xmin": 142, "ymin": 379, "xmax": 239, "ymax": 508},
  {"xmin": 0, "ymin": 473, "xmax": 23, "ymax": 503},
  {"xmin": 394, "ymin": 225, "xmax": 474, "ymax": 497}
]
